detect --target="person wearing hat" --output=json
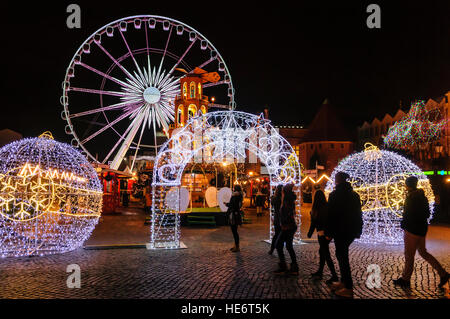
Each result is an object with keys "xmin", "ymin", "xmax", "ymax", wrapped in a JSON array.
[
  {"xmin": 325, "ymin": 171, "xmax": 363, "ymax": 298},
  {"xmin": 394, "ymin": 176, "xmax": 450, "ymax": 288}
]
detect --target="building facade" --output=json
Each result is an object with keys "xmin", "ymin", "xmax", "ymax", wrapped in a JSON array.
[{"xmin": 275, "ymin": 99, "xmax": 355, "ymax": 176}]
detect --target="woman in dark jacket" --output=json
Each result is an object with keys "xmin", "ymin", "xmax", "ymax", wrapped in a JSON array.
[
  {"xmin": 274, "ymin": 183, "xmax": 299, "ymax": 275},
  {"xmin": 307, "ymin": 190, "xmax": 338, "ymax": 284},
  {"xmin": 226, "ymin": 185, "xmax": 243, "ymax": 252},
  {"xmin": 269, "ymin": 185, "xmax": 283, "ymax": 255}
]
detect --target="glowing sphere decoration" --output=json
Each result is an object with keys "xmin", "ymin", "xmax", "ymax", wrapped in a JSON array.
[
  {"xmin": 325, "ymin": 143, "xmax": 434, "ymax": 244},
  {"xmin": 0, "ymin": 132, "xmax": 103, "ymax": 257}
]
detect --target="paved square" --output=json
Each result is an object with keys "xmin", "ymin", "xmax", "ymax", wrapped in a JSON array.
[{"xmin": 0, "ymin": 205, "xmax": 448, "ymax": 299}]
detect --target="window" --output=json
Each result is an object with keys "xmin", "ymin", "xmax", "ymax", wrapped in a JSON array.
[
  {"xmin": 310, "ymin": 144, "xmax": 313, "ymax": 150},
  {"xmin": 183, "ymin": 83, "xmax": 187, "ymax": 97},
  {"xmin": 188, "ymin": 104, "xmax": 197, "ymax": 119},
  {"xmin": 198, "ymin": 83, "xmax": 202, "ymax": 97},
  {"xmin": 200, "ymin": 105, "xmax": 206, "ymax": 114},
  {"xmin": 341, "ymin": 143, "xmax": 344, "ymax": 149},
  {"xmin": 177, "ymin": 105, "xmax": 183, "ymax": 124},
  {"xmin": 330, "ymin": 144, "xmax": 334, "ymax": 149},
  {"xmin": 319, "ymin": 144, "xmax": 322, "ymax": 149},
  {"xmin": 190, "ymin": 82, "xmax": 196, "ymax": 98}
]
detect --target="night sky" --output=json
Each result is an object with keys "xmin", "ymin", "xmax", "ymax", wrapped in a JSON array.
[{"xmin": 2, "ymin": 1, "xmax": 450, "ymax": 144}]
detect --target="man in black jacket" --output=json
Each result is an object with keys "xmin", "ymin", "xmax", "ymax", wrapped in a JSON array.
[
  {"xmin": 394, "ymin": 176, "xmax": 449, "ymax": 288},
  {"xmin": 325, "ymin": 171, "xmax": 363, "ymax": 298}
]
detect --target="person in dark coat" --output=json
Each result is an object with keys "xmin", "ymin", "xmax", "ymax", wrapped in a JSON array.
[
  {"xmin": 307, "ymin": 189, "xmax": 338, "ymax": 284},
  {"xmin": 269, "ymin": 184, "xmax": 283, "ymax": 255},
  {"xmin": 274, "ymin": 183, "xmax": 299, "ymax": 275},
  {"xmin": 226, "ymin": 185, "xmax": 243, "ymax": 252},
  {"xmin": 394, "ymin": 176, "xmax": 449, "ymax": 288},
  {"xmin": 325, "ymin": 171, "xmax": 363, "ymax": 298}
]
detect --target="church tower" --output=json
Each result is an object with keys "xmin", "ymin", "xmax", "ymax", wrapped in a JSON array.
[{"xmin": 169, "ymin": 68, "xmax": 220, "ymax": 136}]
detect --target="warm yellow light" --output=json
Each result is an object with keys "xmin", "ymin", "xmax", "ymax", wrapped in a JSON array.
[
  {"xmin": 0, "ymin": 163, "xmax": 101, "ymax": 222},
  {"xmin": 211, "ymin": 97, "xmax": 215, "ymax": 102},
  {"xmin": 446, "ymin": 178, "xmax": 450, "ymax": 183},
  {"xmin": 249, "ymin": 171, "xmax": 254, "ymax": 176}
]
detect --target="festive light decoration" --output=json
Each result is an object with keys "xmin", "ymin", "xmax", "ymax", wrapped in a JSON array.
[
  {"xmin": 0, "ymin": 133, "xmax": 102, "ymax": 257},
  {"xmin": 301, "ymin": 174, "xmax": 331, "ymax": 184},
  {"xmin": 150, "ymin": 111, "xmax": 302, "ymax": 249},
  {"xmin": 384, "ymin": 100, "xmax": 445, "ymax": 150},
  {"xmin": 325, "ymin": 143, "xmax": 434, "ymax": 244}
]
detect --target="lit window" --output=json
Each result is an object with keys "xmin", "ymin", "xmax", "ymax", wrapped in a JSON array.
[
  {"xmin": 198, "ymin": 83, "xmax": 202, "ymax": 97},
  {"xmin": 183, "ymin": 83, "xmax": 187, "ymax": 97},
  {"xmin": 177, "ymin": 105, "xmax": 183, "ymax": 124},
  {"xmin": 190, "ymin": 82, "xmax": 196, "ymax": 98},
  {"xmin": 188, "ymin": 104, "xmax": 197, "ymax": 119}
]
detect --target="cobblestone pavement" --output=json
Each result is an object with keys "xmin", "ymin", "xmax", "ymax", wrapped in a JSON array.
[{"xmin": 0, "ymin": 205, "xmax": 449, "ymax": 299}]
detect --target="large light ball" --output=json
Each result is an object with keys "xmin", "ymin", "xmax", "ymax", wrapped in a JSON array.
[
  {"xmin": 325, "ymin": 144, "xmax": 434, "ymax": 244},
  {"xmin": 0, "ymin": 132, "xmax": 102, "ymax": 257}
]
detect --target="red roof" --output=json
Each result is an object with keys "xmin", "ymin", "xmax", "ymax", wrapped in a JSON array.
[{"xmin": 302, "ymin": 99, "xmax": 352, "ymax": 142}]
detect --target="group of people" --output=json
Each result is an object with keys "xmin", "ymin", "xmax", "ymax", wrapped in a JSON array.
[{"xmin": 225, "ymin": 172, "xmax": 449, "ymax": 298}]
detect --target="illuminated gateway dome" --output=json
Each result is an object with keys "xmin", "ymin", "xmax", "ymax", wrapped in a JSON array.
[
  {"xmin": 0, "ymin": 132, "xmax": 102, "ymax": 257},
  {"xmin": 325, "ymin": 143, "xmax": 434, "ymax": 244}
]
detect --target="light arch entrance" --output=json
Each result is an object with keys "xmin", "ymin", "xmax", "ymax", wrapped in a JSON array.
[{"xmin": 150, "ymin": 111, "xmax": 301, "ymax": 249}]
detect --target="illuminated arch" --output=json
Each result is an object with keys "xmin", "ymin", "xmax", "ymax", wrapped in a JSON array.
[
  {"xmin": 200, "ymin": 105, "xmax": 206, "ymax": 114},
  {"xmin": 198, "ymin": 83, "xmax": 202, "ymax": 97},
  {"xmin": 150, "ymin": 110, "xmax": 302, "ymax": 249}
]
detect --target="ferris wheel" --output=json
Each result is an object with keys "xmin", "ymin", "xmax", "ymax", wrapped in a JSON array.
[{"xmin": 61, "ymin": 15, "xmax": 235, "ymax": 170}]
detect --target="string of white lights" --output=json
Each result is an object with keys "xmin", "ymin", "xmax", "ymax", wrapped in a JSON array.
[
  {"xmin": 325, "ymin": 143, "xmax": 434, "ymax": 244},
  {"xmin": 150, "ymin": 111, "xmax": 302, "ymax": 249},
  {"xmin": 0, "ymin": 132, "xmax": 102, "ymax": 257}
]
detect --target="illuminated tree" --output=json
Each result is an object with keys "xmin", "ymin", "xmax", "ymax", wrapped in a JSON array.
[{"xmin": 383, "ymin": 100, "xmax": 445, "ymax": 158}]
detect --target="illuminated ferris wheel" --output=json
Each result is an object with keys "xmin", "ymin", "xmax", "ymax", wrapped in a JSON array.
[{"xmin": 61, "ymin": 15, "xmax": 235, "ymax": 170}]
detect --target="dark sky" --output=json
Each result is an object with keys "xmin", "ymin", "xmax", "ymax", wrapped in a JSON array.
[{"xmin": 2, "ymin": 0, "xmax": 450, "ymax": 144}]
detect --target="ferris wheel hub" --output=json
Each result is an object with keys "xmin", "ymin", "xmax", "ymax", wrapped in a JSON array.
[{"xmin": 143, "ymin": 86, "xmax": 161, "ymax": 104}]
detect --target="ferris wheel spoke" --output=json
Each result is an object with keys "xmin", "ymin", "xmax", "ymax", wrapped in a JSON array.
[
  {"xmin": 80, "ymin": 108, "xmax": 136, "ymax": 145},
  {"xmin": 119, "ymin": 29, "xmax": 144, "ymax": 78},
  {"xmin": 156, "ymin": 25, "xmax": 173, "ymax": 85},
  {"xmin": 79, "ymin": 62, "xmax": 135, "ymax": 90},
  {"xmin": 69, "ymin": 100, "xmax": 141, "ymax": 119},
  {"xmin": 197, "ymin": 57, "xmax": 216, "ymax": 69},
  {"xmin": 69, "ymin": 87, "xmax": 127, "ymax": 97},
  {"xmin": 166, "ymin": 38, "xmax": 197, "ymax": 78},
  {"xmin": 95, "ymin": 42, "xmax": 140, "ymax": 84},
  {"xmin": 102, "ymin": 119, "xmax": 135, "ymax": 164},
  {"xmin": 131, "ymin": 110, "xmax": 149, "ymax": 170},
  {"xmin": 203, "ymin": 80, "xmax": 226, "ymax": 88},
  {"xmin": 110, "ymin": 108, "xmax": 147, "ymax": 170}
]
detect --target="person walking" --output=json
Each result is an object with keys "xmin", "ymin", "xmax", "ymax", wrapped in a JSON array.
[
  {"xmin": 269, "ymin": 184, "xmax": 283, "ymax": 255},
  {"xmin": 394, "ymin": 176, "xmax": 450, "ymax": 288},
  {"xmin": 256, "ymin": 190, "xmax": 265, "ymax": 216},
  {"xmin": 325, "ymin": 172, "xmax": 363, "ymax": 298},
  {"xmin": 307, "ymin": 189, "xmax": 338, "ymax": 284},
  {"xmin": 226, "ymin": 184, "xmax": 244, "ymax": 252},
  {"xmin": 274, "ymin": 183, "xmax": 299, "ymax": 275}
]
